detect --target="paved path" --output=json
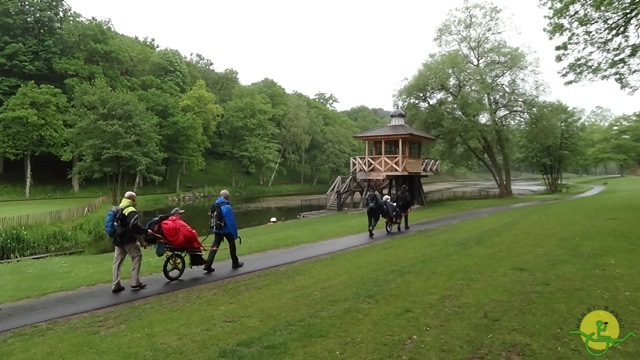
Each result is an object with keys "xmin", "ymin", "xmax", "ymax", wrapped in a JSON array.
[{"xmin": 0, "ymin": 187, "xmax": 604, "ymax": 333}]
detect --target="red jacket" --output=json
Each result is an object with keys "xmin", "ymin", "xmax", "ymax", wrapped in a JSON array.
[{"xmin": 160, "ymin": 216, "xmax": 203, "ymax": 250}]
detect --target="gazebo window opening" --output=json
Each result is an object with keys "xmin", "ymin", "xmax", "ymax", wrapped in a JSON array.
[
  {"xmin": 385, "ymin": 140, "xmax": 399, "ymax": 156},
  {"xmin": 409, "ymin": 142, "xmax": 421, "ymax": 158}
]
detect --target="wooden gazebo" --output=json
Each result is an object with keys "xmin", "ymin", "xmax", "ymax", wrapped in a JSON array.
[{"xmin": 350, "ymin": 107, "xmax": 440, "ymax": 206}]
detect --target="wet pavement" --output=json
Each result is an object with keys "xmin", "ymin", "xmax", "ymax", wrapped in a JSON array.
[{"xmin": 0, "ymin": 186, "xmax": 604, "ymax": 334}]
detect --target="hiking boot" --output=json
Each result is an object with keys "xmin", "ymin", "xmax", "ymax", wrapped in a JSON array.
[
  {"xmin": 405, "ymin": 226, "xmax": 410, "ymax": 230},
  {"xmin": 112, "ymin": 285, "xmax": 125, "ymax": 293},
  {"xmin": 232, "ymin": 262, "xmax": 244, "ymax": 269},
  {"xmin": 131, "ymin": 283, "xmax": 147, "ymax": 290},
  {"xmin": 203, "ymin": 266, "xmax": 215, "ymax": 273}
]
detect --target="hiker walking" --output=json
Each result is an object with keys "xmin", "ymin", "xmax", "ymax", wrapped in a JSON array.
[
  {"xmin": 203, "ymin": 189, "xmax": 244, "ymax": 273},
  {"xmin": 365, "ymin": 191, "xmax": 384, "ymax": 237},
  {"xmin": 396, "ymin": 184, "xmax": 413, "ymax": 230},
  {"xmin": 112, "ymin": 191, "xmax": 153, "ymax": 293}
]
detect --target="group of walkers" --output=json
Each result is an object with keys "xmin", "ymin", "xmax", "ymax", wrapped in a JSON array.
[
  {"xmin": 365, "ymin": 184, "xmax": 413, "ymax": 237},
  {"xmin": 111, "ymin": 189, "xmax": 243, "ymax": 293},
  {"xmin": 110, "ymin": 185, "xmax": 414, "ymax": 293}
]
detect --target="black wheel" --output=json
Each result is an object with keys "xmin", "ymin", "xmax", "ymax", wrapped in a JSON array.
[
  {"xmin": 385, "ymin": 221, "xmax": 392, "ymax": 233},
  {"xmin": 163, "ymin": 253, "xmax": 186, "ymax": 281}
]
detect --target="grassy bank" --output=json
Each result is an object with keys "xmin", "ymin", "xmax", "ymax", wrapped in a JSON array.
[{"xmin": 0, "ymin": 177, "xmax": 635, "ymax": 359}]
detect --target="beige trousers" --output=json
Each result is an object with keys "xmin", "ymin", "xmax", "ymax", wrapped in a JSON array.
[{"xmin": 112, "ymin": 241, "xmax": 142, "ymax": 288}]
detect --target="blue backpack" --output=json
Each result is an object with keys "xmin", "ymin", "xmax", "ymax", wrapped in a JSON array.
[{"xmin": 105, "ymin": 205, "xmax": 132, "ymax": 240}]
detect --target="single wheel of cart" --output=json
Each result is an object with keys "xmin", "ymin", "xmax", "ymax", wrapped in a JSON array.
[{"xmin": 163, "ymin": 252, "xmax": 186, "ymax": 281}]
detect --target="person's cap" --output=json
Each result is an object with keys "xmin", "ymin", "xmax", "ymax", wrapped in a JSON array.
[{"xmin": 170, "ymin": 208, "xmax": 186, "ymax": 215}]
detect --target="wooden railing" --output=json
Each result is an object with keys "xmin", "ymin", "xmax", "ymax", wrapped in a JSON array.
[{"xmin": 350, "ymin": 156, "xmax": 440, "ymax": 174}]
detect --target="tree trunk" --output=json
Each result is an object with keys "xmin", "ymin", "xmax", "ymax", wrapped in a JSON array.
[
  {"xmin": 300, "ymin": 153, "xmax": 305, "ymax": 185},
  {"xmin": 313, "ymin": 174, "xmax": 319, "ymax": 186},
  {"xmin": 133, "ymin": 172, "xmax": 142, "ymax": 192},
  {"xmin": 175, "ymin": 168, "xmax": 181, "ymax": 193},
  {"xmin": 71, "ymin": 155, "xmax": 80, "ymax": 193},
  {"xmin": 269, "ymin": 145, "xmax": 285, "ymax": 188},
  {"xmin": 117, "ymin": 167, "xmax": 124, "ymax": 203},
  {"xmin": 0, "ymin": 155, "xmax": 4, "ymax": 174},
  {"xmin": 24, "ymin": 152, "xmax": 32, "ymax": 199}
]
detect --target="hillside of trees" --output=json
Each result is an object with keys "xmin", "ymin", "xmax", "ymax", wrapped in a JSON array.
[
  {"xmin": 1, "ymin": 0, "xmax": 639, "ymax": 203},
  {"xmin": 0, "ymin": 1, "xmax": 391, "ymax": 202}
]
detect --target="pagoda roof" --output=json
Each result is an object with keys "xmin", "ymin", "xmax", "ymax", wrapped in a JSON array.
[{"xmin": 354, "ymin": 124, "xmax": 437, "ymax": 141}]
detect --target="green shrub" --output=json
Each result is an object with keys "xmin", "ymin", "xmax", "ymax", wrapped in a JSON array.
[
  {"xmin": 0, "ymin": 225, "xmax": 83, "ymax": 260},
  {"xmin": 0, "ymin": 227, "xmax": 28, "ymax": 259},
  {"xmin": 69, "ymin": 215, "xmax": 113, "ymax": 255}
]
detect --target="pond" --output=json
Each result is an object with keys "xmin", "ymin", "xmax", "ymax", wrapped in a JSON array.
[{"xmin": 138, "ymin": 195, "xmax": 327, "ymax": 236}]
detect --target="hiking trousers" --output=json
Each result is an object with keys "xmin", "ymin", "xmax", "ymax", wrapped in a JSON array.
[
  {"xmin": 112, "ymin": 241, "xmax": 142, "ymax": 288},
  {"xmin": 367, "ymin": 208, "xmax": 380, "ymax": 229},
  {"xmin": 205, "ymin": 232, "xmax": 240, "ymax": 267}
]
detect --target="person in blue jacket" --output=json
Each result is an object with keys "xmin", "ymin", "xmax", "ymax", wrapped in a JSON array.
[{"xmin": 203, "ymin": 189, "xmax": 244, "ymax": 273}]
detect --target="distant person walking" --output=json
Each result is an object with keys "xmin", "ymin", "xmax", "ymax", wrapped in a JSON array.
[
  {"xmin": 112, "ymin": 191, "xmax": 153, "ymax": 293},
  {"xmin": 203, "ymin": 190, "xmax": 244, "ymax": 273},
  {"xmin": 396, "ymin": 185, "xmax": 413, "ymax": 230}
]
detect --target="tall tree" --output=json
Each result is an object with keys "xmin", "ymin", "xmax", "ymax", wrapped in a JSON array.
[
  {"xmin": 0, "ymin": 0, "xmax": 69, "ymax": 105},
  {"xmin": 313, "ymin": 92, "xmax": 339, "ymax": 110},
  {"xmin": 520, "ymin": 101, "xmax": 584, "ymax": 192},
  {"xmin": 269, "ymin": 93, "xmax": 312, "ymax": 186},
  {"xmin": 592, "ymin": 114, "xmax": 640, "ymax": 175},
  {"xmin": 220, "ymin": 86, "xmax": 278, "ymax": 187},
  {"xmin": 148, "ymin": 48, "xmax": 191, "ymax": 95},
  {"xmin": 399, "ymin": 0, "xmax": 542, "ymax": 197},
  {"xmin": 342, "ymin": 105, "xmax": 387, "ymax": 133},
  {"xmin": 179, "ymin": 79, "xmax": 224, "ymax": 142},
  {"xmin": 68, "ymin": 81, "xmax": 164, "ymax": 204},
  {"xmin": 0, "ymin": 82, "xmax": 68, "ymax": 198},
  {"xmin": 541, "ymin": 0, "xmax": 640, "ymax": 92},
  {"xmin": 55, "ymin": 16, "xmax": 156, "ymax": 94}
]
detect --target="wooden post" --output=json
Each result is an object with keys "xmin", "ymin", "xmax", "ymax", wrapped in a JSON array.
[{"xmin": 399, "ymin": 138, "xmax": 403, "ymax": 172}]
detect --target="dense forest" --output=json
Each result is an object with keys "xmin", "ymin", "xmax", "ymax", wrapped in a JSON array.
[
  {"xmin": 1, "ymin": 0, "xmax": 639, "ymax": 202},
  {"xmin": 0, "ymin": 0, "xmax": 390, "ymax": 202}
]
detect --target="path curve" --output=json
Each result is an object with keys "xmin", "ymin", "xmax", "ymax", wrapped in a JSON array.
[{"xmin": 0, "ymin": 186, "xmax": 605, "ymax": 333}]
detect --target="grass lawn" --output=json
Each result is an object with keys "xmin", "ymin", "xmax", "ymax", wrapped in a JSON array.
[
  {"xmin": 1, "ymin": 177, "xmax": 634, "ymax": 359},
  {"xmin": 0, "ymin": 198, "xmax": 97, "ymax": 217}
]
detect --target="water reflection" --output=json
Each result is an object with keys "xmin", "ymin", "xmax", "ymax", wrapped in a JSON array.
[{"xmin": 139, "ymin": 197, "xmax": 325, "ymax": 236}]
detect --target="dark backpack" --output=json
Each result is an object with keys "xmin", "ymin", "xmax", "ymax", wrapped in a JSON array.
[
  {"xmin": 367, "ymin": 193, "xmax": 377, "ymax": 208},
  {"xmin": 144, "ymin": 214, "xmax": 170, "ymax": 245},
  {"xmin": 105, "ymin": 205, "xmax": 132, "ymax": 243},
  {"xmin": 210, "ymin": 203, "xmax": 225, "ymax": 230}
]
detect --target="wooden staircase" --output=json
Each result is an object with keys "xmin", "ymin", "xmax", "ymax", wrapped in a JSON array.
[{"xmin": 326, "ymin": 176, "xmax": 390, "ymax": 211}]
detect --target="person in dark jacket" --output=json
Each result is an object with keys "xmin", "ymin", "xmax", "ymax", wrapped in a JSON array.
[
  {"xmin": 203, "ymin": 189, "xmax": 244, "ymax": 273},
  {"xmin": 365, "ymin": 191, "xmax": 384, "ymax": 237},
  {"xmin": 112, "ymin": 191, "xmax": 154, "ymax": 293},
  {"xmin": 396, "ymin": 185, "xmax": 413, "ymax": 230}
]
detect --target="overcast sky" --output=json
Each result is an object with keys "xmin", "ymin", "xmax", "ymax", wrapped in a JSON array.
[{"xmin": 64, "ymin": 0, "xmax": 640, "ymax": 116}]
